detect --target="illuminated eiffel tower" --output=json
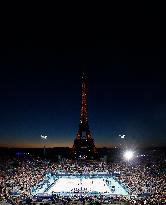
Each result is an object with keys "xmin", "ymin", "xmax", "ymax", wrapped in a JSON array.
[{"xmin": 73, "ymin": 73, "xmax": 97, "ymax": 159}]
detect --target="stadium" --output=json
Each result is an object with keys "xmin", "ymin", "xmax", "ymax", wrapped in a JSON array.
[
  {"xmin": 0, "ymin": 155, "xmax": 166, "ymax": 205},
  {"xmin": 1, "ymin": 43, "xmax": 166, "ymax": 205},
  {"xmin": 0, "ymin": 72, "xmax": 166, "ymax": 204}
]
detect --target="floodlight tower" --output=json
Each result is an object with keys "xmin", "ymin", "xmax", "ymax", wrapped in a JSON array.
[
  {"xmin": 119, "ymin": 134, "xmax": 128, "ymax": 150},
  {"xmin": 41, "ymin": 135, "xmax": 47, "ymax": 157}
]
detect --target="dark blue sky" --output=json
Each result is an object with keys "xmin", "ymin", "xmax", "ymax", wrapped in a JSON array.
[{"xmin": 0, "ymin": 40, "xmax": 166, "ymax": 148}]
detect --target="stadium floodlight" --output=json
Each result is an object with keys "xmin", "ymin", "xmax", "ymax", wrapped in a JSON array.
[
  {"xmin": 41, "ymin": 135, "xmax": 47, "ymax": 140},
  {"xmin": 123, "ymin": 150, "xmax": 134, "ymax": 161},
  {"xmin": 41, "ymin": 135, "xmax": 47, "ymax": 157},
  {"xmin": 119, "ymin": 134, "xmax": 125, "ymax": 139}
]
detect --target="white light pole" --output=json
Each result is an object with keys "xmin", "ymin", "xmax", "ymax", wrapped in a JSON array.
[{"xmin": 41, "ymin": 135, "xmax": 47, "ymax": 157}]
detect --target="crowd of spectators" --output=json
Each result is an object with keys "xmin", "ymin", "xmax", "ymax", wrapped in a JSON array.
[
  {"xmin": 111, "ymin": 163, "xmax": 166, "ymax": 204},
  {"xmin": 0, "ymin": 155, "xmax": 165, "ymax": 204}
]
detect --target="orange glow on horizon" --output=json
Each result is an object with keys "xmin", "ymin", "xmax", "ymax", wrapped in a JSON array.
[
  {"xmin": 0, "ymin": 142, "xmax": 74, "ymax": 148},
  {"xmin": 0, "ymin": 142, "xmax": 115, "ymax": 149}
]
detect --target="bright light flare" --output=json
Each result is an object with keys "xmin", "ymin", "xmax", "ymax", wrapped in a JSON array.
[{"xmin": 123, "ymin": 150, "xmax": 134, "ymax": 161}]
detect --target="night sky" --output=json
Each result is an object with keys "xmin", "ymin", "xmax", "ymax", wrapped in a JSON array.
[{"xmin": 0, "ymin": 40, "xmax": 166, "ymax": 148}]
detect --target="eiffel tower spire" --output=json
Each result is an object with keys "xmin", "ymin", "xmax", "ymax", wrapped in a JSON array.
[
  {"xmin": 80, "ymin": 72, "xmax": 88, "ymax": 125},
  {"xmin": 76, "ymin": 73, "xmax": 91, "ymax": 140},
  {"xmin": 73, "ymin": 73, "xmax": 97, "ymax": 159}
]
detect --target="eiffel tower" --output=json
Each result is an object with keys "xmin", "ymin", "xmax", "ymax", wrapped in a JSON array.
[{"xmin": 73, "ymin": 73, "xmax": 97, "ymax": 159}]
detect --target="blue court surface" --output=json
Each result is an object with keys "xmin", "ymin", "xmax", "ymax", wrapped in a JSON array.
[{"xmin": 32, "ymin": 173, "xmax": 129, "ymax": 197}]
